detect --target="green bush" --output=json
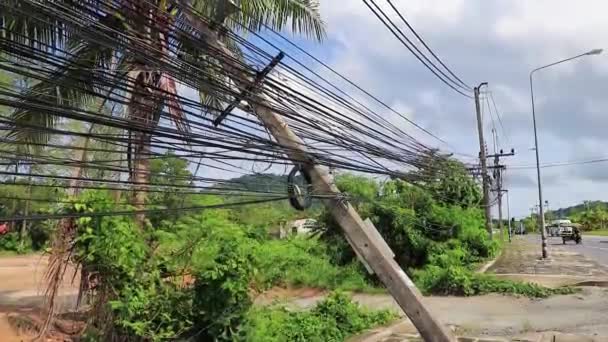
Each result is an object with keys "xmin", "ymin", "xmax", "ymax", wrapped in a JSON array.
[
  {"xmin": 0, "ymin": 221, "xmax": 53, "ymax": 254},
  {"xmin": 69, "ymin": 190, "xmax": 185, "ymax": 341},
  {"xmin": 242, "ymin": 292, "xmax": 397, "ymax": 342},
  {"xmin": 414, "ymin": 265, "xmax": 576, "ymax": 298},
  {"xmin": 191, "ymin": 239, "xmax": 256, "ymax": 341},
  {"xmin": 318, "ymin": 174, "xmax": 495, "ymax": 273},
  {"xmin": 0, "ymin": 231, "xmax": 20, "ymax": 252},
  {"xmin": 252, "ymin": 237, "xmax": 371, "ymax": 292}
]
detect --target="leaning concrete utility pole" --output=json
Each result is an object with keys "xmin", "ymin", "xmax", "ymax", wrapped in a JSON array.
[
  {"xmin": 250, "ymin": 114, "xmax": 454, "ymax": 342},
  {"xmin": 474, "ymin": 83, "xmax": 492, "ymax": 238},
  {"xmin": 182, "ymin": 8, "xmax": 456, "ymax": 342}
]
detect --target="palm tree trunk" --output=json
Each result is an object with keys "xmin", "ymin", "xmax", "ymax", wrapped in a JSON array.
[
  {"xmin": 19, "ymin": 166, "xmax": 31, "ymax": 249},
  {"xmin": 69, "ymin": 123, "xmax": 96, "ymax": 195},
  {"xmin": 129, "ymin": 69, "xmax": 163, "ymax": 229},
  {"xmin": 10, "ymin": 162, "xmax": 17, "ymax": 233},
  {"xmin": 126, "ymin": 0, "xmax": 170, "ymax": 229},
  {"xmin": 132, "ymin": 131, "xmax": 151, "ymax": 227}
]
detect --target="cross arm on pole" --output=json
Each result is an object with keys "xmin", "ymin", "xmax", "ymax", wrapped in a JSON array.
[{"xmin": 213, "ymin": 52, "xmax": 285, "ymax": 127}]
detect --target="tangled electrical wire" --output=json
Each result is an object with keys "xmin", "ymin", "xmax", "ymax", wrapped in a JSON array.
[{"xmin": 0, "ymin": 0, "xmax": 472, "ymax": 220}]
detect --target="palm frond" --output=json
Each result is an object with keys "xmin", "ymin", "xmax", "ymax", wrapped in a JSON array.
[
  {"xmin": 236, "ymin": 0, "xmax": 326, "ymax": 40},
  {"xmin": 0, "ymin": 0, "xmax": 65, "ymax": 47},
  {"xmin": 189, "ymin": 0, "xmax": 325, "ymax": 40},
  {"xmin": 174, "ymin": 30, "xmax": 239, "ymax": 117},
  {"xmin": 8, "ymin": 40, "xmax": 115, "ymax": 148},
  {"xmin": 0, "ymin": 0, "xmax": 76, "ymax": 50},
  {"xmin": 159, "ymin": 74, "xmax": 191, "ymax": 133}
]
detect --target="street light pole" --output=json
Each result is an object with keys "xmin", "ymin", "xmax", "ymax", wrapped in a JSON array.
[{"xmin": 529, "ymin": 48, "xmax": 603, "ymax": 259}]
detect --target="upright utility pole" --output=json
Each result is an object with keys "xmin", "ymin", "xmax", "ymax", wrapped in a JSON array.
[
  {"xmin": 184, "ymin": 11, "xmax": 456, "ymax": 342},
  {"xmin": 489, "ymin": 149, "xmax": 515, "ymax": 240},
  {"xmin": 474, "ymin": 83, "xmax": 492, "ymax": 238},
  {"xmin": 497, "ymin": 177, "xmax": 503, "ymax": 239},
  {"xmin": 492, "ymin": 129, "xmax": 501, "ymax": 238},
  {"xmin": 506, "ymin": 191, "xmax": 512, "ymax": 243}
]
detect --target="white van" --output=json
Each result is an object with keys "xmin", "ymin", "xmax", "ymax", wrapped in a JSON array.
[{"xmin": 548, "ymin": 219, "xmax": 572, "ymax": 237}]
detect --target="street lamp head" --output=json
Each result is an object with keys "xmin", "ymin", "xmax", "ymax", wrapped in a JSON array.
[{"xmin": 586, "ymin": 48, "xmax": 603, "ymax": 56}]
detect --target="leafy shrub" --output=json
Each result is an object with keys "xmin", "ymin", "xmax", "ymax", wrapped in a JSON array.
[
  {"xmin": 72, "ymin": 191, "xmax": 147, "ymax": 288},
  {"xmin": 242, "ymin": 292, "xmax": 396, "ymax": 342},
  {"xmin": 69, "ymin": 190, "xmax": 198, "ymax": 341},
  {"xmin": 414, "ymin": 265, "xmax": 576, "ymax": 298},
  {"xmin": 312, "ymin": 291, "xmax": 395, "ymax": 333},
  {"xmin": 28, "ymin": 220, "xmax": 53, "ymax": 250},
  {"xmin": 0, "ymin": 230, "xmax": 20, "ymax": 252},
  {"xmin": 318, "ymin": 174, "xmax": 495, "ymax": 273},
  {"xmin": 252, "ymin": 237, "xmax": 371, "ymax": 292},
  {"xmin": 191, "ymin": 239, "xmax": 256, "ymax": 341}
]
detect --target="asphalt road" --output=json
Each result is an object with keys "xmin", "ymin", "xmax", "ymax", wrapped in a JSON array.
[{"xmin": 525, "ymin": 233, "xmax": 608, "ymax": 266}]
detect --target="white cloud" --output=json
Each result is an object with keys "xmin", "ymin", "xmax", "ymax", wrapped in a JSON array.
[
  {"xmin": 494, "ymin": 1, "xmax": 608, "ymax": 45},
  {"xmin": 493, "ymin": 0, "xmax": 608, "ymax": 73},
  {"xmin": 304, "ymin": 0, "xmax": 608, "ymax": 217}
]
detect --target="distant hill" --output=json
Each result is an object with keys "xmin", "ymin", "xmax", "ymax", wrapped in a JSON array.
[
  {"xmin": 224, "ymin": 172, "xmax": 323, "ymax": 210},
  {"xmin": 225, "ymin": 173, "xmax": 289, "ymax": 193},
  {"xmin": 550, "ymin": 201, "xmax": 608, "ymax": 218},
  {"xmin": 223, "ymin": 173, "xmax": 323, "ymax": 225}
]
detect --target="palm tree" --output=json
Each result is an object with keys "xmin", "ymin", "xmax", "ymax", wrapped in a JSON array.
[
  {"xmin": 0, "ymin": 0, "xmax": 325, "ymax": 227},
  {"xmin": 1, "ymin": 2, "xmax": 325, "ymax": 337}
]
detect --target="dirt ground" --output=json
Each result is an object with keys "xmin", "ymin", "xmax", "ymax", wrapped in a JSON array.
[
  {"xmin": 4, "ymin": 241, "xmax": 608, "ymax": 341},
  {"xmin": 0, "ymin": 254, "xmax": 80, "ymax": 340}
]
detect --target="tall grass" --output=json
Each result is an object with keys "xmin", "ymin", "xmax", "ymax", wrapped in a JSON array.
[{"xmin": 253, "ymin": 237, "xmax": 373, "ymax": 292}]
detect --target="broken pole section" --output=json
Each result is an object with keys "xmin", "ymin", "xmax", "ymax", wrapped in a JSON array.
[{"xmin": 181, "ymin": 7, "xmax": 456, "ymax": 341}]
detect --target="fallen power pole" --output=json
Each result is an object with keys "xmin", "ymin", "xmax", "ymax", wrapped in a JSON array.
[
  {"xmin": 473, "ymin": 83, "xmax": 492, "ymax": 238},
  {"xmin": 184, "ymin": 8, "xmax": 456, "ymax": 342}
]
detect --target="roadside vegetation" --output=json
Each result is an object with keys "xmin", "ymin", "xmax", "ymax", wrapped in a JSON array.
[
  {"xmin": 0, "ymin": 14, "xmax": 573, "ymax": 339},
  {"xmin": 316, "ymin": 155, "xmax": 575, "ymax": 298},
  {"xmin": 0, "ymin": 151, "xmax": 574, "ymax": 340},
  {"xmin": 243, "ymin": 292, "xmax": 396, "ymax": 342}
]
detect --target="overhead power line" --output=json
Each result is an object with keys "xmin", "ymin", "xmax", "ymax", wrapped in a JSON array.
[
  {"xmin": 385, "ymin": 0, "xmax": 471, "ymax": 90},
  {"xmin": 488, "ymin": 92, "xmax": 512, "ymax": 147},
  {"xmin": 509, "ymin": 157, "xmax": 608, "ymax": 170},
  {"xmin": 0, "ymin": 0, "xmax": 482, "ymax": 211},
  {"xmin": 237, "ymin": 11, "xmax": 452, "ymax": 147},
  {"xmin": 362, "ymin": 0, "xmax": 472, "ymax": 98}
]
